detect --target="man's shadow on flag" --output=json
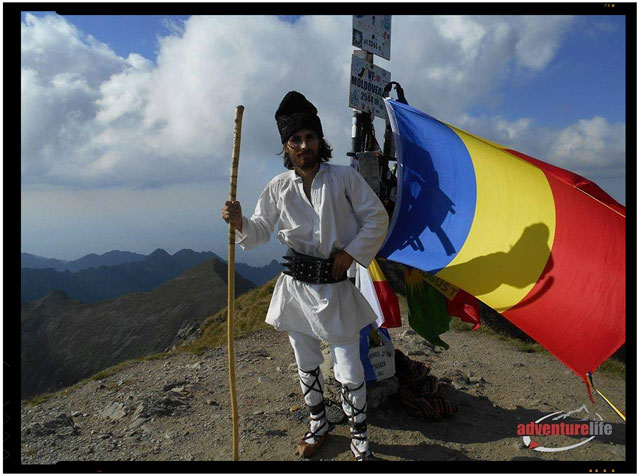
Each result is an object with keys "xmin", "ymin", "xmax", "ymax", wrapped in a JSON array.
[
  {"xmin": 396, "ymin": 165, "xmax": 457, "ymax": 256},
  {"xmin": 441, "ymin": 223, "xmax": 555, "ymax": 312},
  {"xmin": 384, "ymin": 143, "xmax": 554, "ymax": 309}
]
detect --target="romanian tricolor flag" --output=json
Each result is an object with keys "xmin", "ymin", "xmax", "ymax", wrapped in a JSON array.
[
  {"xmin": 379, "ymin": 99, "xmax": 625, "ymax": 381},
  {"xmin": 356, "ymin": 259, "xmax": 402, "ymax": 328},
  {"xmin": 368, "ymin": 259, "xmax": 402, "ymax": 328}
]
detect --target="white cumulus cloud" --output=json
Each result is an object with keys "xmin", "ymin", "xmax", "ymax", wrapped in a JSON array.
[
  {"xmin": 455, "ymin": 112, "xmax": 625, "ymax": 181},
  {"xmin": 22, "ymin": 14, "xmax": 591, "ymax": 190},
  {"xmin": 550, "ymin": 116, "xmax": 625, "ymax": 169},
  {"xmin": 513, "ymin": 16, "xmax": 574, "ymax": 71}
]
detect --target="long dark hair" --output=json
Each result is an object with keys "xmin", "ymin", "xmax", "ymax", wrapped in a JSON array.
[{"xmin": 279, "ymin": 139, "xmax": 333, "ymax": 170}]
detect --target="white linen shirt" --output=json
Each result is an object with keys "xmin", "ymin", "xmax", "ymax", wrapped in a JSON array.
[{"xmin": 236, "ymin": 162, "xmax": 389, "ymax": 344}]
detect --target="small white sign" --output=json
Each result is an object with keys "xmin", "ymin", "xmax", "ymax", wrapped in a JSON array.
[
  {"xmin": 349, "ymin": 54, "xmax": 391, "ymax": 119},
  {"xmin": 368, "ymin": 345, "xmax": 395, "ymax": 381},
  {"xmin": 352, "ymin": 15, "xmax": 392, "ymax": 60}
]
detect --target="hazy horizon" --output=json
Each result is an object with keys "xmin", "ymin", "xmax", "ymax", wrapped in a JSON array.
[{"xmin": 20, "ymin": 245, "xmax": 286, "ymax": 266}]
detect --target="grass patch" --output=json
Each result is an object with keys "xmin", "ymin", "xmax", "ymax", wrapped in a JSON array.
[
  {"xmin": 24, "ymin": 448, "xmax": 37, "ymax": 457},
  {"xmin": 89, "ymin": 360, "xmax": 137, "ymax": 381},
  {"xmin": 88, "ymin": 352, "xmax": 169, "ymax": 380},
  {"xmin": 449, "ymin": 318, "xmax": 475, "ymax": 332},
  {"xmin": 25, "ymin": 393, "xmax": 53, "ymax": 407},
  {"xmin": 451, "ymin": 316, "xmax": 545, "ymax": 354},
  {"xmin": 510, "ymin": 339, "xmax": 545, "ymax": 354},
  {"xmin": 597, "ymin": 359, "xmax": 626, "ymax": 379},
  {"xmin": 176, "ymin": 277, "xmax": 276, "ymax": 355},
  {"xmin": 140, "ymin": 352, "xmax": 168, "ymax": 361}
]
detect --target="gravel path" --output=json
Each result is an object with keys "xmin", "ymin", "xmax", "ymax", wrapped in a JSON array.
[{"xmin": 20, "ymin": 320, "xmax": 626, "ymax": 463}]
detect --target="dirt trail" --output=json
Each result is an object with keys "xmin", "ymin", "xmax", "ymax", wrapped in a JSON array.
[{"xmin": 20, "ymin": 320, "xmax": 626, "ymax": 463}]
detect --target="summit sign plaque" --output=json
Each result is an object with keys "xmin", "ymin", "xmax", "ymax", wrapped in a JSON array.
[
  {"xmin": 349, "ymin": 54, "xmax": 390, "ymax": 119},
  {"xmin": 352, "ymin": 15, "xmax": 392, "ymax": 60}
]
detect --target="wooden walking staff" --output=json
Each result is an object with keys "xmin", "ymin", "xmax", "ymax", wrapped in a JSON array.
[{"xmin": 227, "ymin": 105, "xmax": 244, "ymax": 461}]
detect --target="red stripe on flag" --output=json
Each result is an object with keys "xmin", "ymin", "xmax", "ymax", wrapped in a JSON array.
[
  {"xmin": 372, "ymin": 280, "xmax": 402, "ymax": 328},
  {"xmin": 504, "ymin": 149, "xmax": 625, "ymax": 217},
  {"xmin": 502, "ymin": 150, "xmax": 626, "ymax": 378}
]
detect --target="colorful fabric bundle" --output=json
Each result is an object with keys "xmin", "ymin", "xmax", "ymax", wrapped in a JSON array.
[{"xmin": 394, "ymin": 349, "xmax": 457, "ymax": 420}]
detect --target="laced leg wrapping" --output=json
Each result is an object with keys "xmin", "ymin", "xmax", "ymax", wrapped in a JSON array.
[
  {"xmin": 298, "ymin": 367, "xmax": 328, "ymax": 443},
  {"xmin": 341, "ymin": 382, "xmax": 372, "ymax": 460}
]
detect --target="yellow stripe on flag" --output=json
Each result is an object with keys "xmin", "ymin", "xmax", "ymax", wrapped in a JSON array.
[
  {"xmin": 368, "ymin": 258, "xmax": 385, "ymax": 281},
  {"xmin": 436, "ymin": 125, "xmax": 556, "ymax": 312}
]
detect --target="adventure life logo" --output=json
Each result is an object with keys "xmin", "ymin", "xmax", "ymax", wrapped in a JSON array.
[{"xmin": 517, "ymin": 405, "xmax": 612, "ymax": 452}]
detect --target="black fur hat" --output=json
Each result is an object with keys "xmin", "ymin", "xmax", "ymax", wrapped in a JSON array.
[{"xmin": 275, "ymin": 91, "xmax": 324, "ymax": 144}]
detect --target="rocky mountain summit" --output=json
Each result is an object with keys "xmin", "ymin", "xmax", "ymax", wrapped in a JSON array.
[{"xmin": 20, "ymin": 320, "xmax": 626, "ymax": 464}]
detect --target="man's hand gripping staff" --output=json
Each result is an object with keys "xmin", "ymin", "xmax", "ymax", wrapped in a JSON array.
[{"xmin": 221, "ymin": 201, "xmax": 243, "ymax": 233}]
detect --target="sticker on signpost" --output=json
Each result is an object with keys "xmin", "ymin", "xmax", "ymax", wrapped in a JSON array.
[
  {"xmin": 349, "ymin": 54, "xmax": 390, "ymax": 119},
  {"xmin": 352, "ymin": 15, "xmax": 391, "ymax": 60}
]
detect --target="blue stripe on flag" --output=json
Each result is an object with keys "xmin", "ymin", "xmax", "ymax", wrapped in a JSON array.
[{"xmin": 379, "ymin": 100, "xmax": 477, "ymax": 273}]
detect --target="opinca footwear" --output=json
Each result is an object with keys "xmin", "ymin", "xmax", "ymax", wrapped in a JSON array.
[
  {"xmin": 350, "ymin": 440, "xmax": 375, "ymax": 461},
  {"xmin": 341, "ymin": 382, "xmax": 374, "ymax": 461},
  {"xmin": 295, "ymin": 367, "xmax": 329, "ymax": 458},
  {"xmin": 296, "ymin": 431, "xmax": 328, "ymax": 458}
]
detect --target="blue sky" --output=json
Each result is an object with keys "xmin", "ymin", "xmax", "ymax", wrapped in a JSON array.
[
  {"xmin": 20, "ymin": 14, "xmax": 627, "ymax": 264},
  {"xmin": 492, "ymin": 15, "xmax": 626, "ymax": 127},
  {"xmin": 63, "ymin": 14, "xmax": 190, "ymax": 58},
  {"xmin": 21, "ymin": 13, "xmax": 300, "ymax": 60}
]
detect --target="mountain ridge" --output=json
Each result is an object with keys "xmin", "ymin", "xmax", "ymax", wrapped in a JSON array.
[
  {"xmin": 21, "ymin": 250, "xmax": 147, "ymax": 272},
  {"xmin": 21, "ymin": 249, "xmax": 283, "ymax": 304},
  {"xmin": 20, "ymin": 257, "xmax": 256, "ymax": 400}
]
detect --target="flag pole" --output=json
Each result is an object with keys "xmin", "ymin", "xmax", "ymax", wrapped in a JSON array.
[{"xmin": 227, "ymin": 105, "xmax": 244, "ymax": 461}]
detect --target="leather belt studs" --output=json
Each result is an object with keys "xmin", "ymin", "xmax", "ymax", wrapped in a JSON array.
[{"xmin": 281, "ymin": 250, "xmax": 347, "ymax": 285}]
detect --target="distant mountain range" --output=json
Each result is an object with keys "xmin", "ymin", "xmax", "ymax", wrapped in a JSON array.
[
  {"xmin": 21, "ymin": 249, "xmax": 283, "ymax": 304},
  {"xmin": 21, "ymin": 258, "xmax": 256, "ymax": 399},
  {"xmin": 21, "ymin": 250, "xmax": 147, "ymax": 272}
]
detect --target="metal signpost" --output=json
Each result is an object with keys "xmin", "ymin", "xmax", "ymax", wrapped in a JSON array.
[{"xmin": 348, "ymin": 15, "xmax": 395, "ymax": 204}]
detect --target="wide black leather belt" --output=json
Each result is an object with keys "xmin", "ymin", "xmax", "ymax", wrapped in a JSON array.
[{"xmin": 281, "ymin": 249, "xmax": 347, "ymax": 285}]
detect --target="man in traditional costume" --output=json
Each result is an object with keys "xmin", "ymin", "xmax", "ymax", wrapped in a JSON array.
[{"xmin": 221, "ymin": 91, "xmax": 388, "ymax": 460}]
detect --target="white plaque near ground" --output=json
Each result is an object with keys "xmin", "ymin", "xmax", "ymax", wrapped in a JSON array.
[
  {"xmin": 349, "ymin": 54, "xmax": 391, "ymax": 119},
  {"xmin": 352, "ymin": 15, "xmax": 392, "ymax": 60}
]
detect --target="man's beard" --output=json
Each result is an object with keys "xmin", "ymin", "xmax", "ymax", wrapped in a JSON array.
[{"xmin": 293, "ymin": 151, "xmax": 319, "ymax": 170}]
